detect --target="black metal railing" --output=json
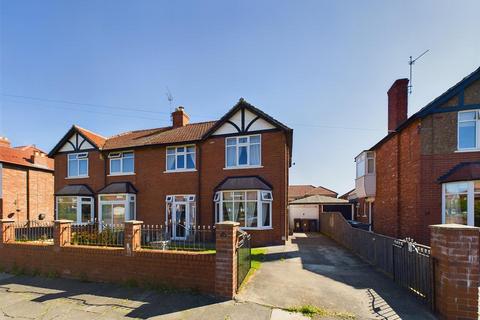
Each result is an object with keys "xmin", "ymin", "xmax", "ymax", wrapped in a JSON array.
[
  {"xmin": 14, "ymin": 221, "xmax": 54, "ymax": 243},
  {"xmin": 140, "ymin": 224, "xmax": 215, "ymax": 251},
  {"xmin": 393, "ymin": 238, "xmax": 434, "ymax": 309},
  {"xmin": 236, "ymin": 230, "xmax": 251, "ymax": 289},
  {"xmin": 71, "ymin": 222, "xmax": 124, "ymax": 247}
]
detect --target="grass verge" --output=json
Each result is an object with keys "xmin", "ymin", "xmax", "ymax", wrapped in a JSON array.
[{"xmin": 284, "ymin": 305, "xmax": 355, "ymax": 319}]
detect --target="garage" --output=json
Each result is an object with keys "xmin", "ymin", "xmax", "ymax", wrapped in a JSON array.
[{"xmin": 288, "ymin": 195, "xmax": 354, "ymax": 233}]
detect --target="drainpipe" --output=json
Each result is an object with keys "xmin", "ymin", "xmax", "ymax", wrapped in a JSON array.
[
  {"xmin": 197, "ymin": 143, "xmax": 202, "ymax": 226},
  {"xmin": 396, "ymin": 135, "xmax": 401, "ymax": 238},
  {"xmin": 26, "ymin": 169, "xmax": 30, "ymax": 221}
]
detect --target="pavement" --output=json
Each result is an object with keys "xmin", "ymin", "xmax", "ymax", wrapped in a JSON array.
[
  {"xmin": 0, "ymin": 233, "xmax": 437, "ymax": 319},
  {"xmin": 237, "ymin": 233, "xmax": 437, "ymax": 320}
]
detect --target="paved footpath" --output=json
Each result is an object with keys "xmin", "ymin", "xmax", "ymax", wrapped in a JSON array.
[{"xmin": 238, "ymin": 233, "xmax": 437, "ymax": 320}]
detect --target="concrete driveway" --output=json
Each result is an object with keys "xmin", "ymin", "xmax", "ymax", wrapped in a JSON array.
[{"xmin": 237, "ymin": 233, "xmax": 437, "ymax": 320}]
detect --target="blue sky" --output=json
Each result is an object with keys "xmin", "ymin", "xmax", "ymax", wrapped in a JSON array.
[{"xmin": 1, "ymin": 0, "xmax": 479, "ymax": 195}]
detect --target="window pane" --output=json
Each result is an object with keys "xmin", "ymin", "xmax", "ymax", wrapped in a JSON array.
[
  {"xmin": 81, "ymin": 203, "xmax": 91, "ymax": 223},
  {"xmin": 459, "ymin": 111, "xmax": 476, "ymax": 121},
  {"xmin": 223, "ymin": 192, "xmax": 233, "ymax": 201},
  {"xmin": 100, "ymin": 195, "xmax": 127, "ymax": 201},
  {"xmin": 123, "ymin": 152, "xmax": 134, "ymax": 158},
  {"xmin": 57, "ymin": 196, "xmax": 77, "ymax": 221},
  {"xmin": 177, "ymin": 147, "xmax": 185, "ymax": 153},
  {"xmin": 249, "ymin": 144, "xmax": 260, "ymax": 165},
  {"xmin": 223, "ymin": 202, "xmax": 234, "ymax": 221},
  {"xmin": 187, "ymin": 146, "xmax": 195, "ymax": 153},
  {"xmin": 445, "ymin": 194, "xmax": 468, "ymax": 224},
  {"xmin": 233, "ymin": 192, "xmax": 245, "ymax": 200},
  {"xmin": 367, "ymin": 158, "xmax": 375, "ymax": 174},
  {"xmin": 236, "ymin": 202, "xmax": 245, "ymax": 227},
  {"xmin": 177, "ymin": 154, "xmax": 185, "ymax": 169},
  {"xmin": 459, "ymin": 121, "xmax": 476, "ymax": 149},
  {"xmin": 68, "ymin": 159, "xmax": 78, "ymax": 177},
  {"xmin": 102, "ymin": 204, "xmax": 113, "ymax": 224},
  {"xmin": 113, "ymin": 204, "xmax": 126, "ymax": 224},
  {"xmin": 226, "ymin": 138, "xmax": 236, "ymax": 146},
  {"xmin": 226, "ymin": 146, "xmax": 236, "ymax": 167},
  {"xmin": 186, "ymin": 152, "xmax": 195, "ymax": 169},
  {"xmin": 79, "ymin": 159, "xmax": 88, "ymax": 175},
  {"xmin": 246, "ymin": 191, "xmax": 257, "ymax": 200},
  {"xmin": 111, "ymin": 159, "xmax": 121, "ymax": 173},
  {"xmin": 246, "ymin": 202, "xmax": 258, "ymax": 227},
  {"xmin": 167, "ymin": 148, "xmax": 175, "ymax": 155},
  {"xmin": 123, "ymin": 157, "xmax": 134, "ymax": 173},
  {"xmin": 250, "ymin": 135, "xmax": 260, "ymax": 144},
  {"xmin": 445, "ymin": 182, "xmax": 468, "ymax": 194},
  {"xmin": 239, "ymin": 146, "xmax": 248, "ymax": 165},
  {"xmin": 167, "ymin": 154, "xmax": 176, "ymax": 170},
  {"xmin": 475, "ymin": 193, "xmax": 480, "ymax": 227},
  {"xmin": 356, "ymin": 159, "xmax": 365, "ymax": 177},
  {"xmin": 239, "ymin": 137, "xmax": 248, "ymax": 144},
  {"xmin": 262, "ymin": 202, "xmax": 271, "ymax": 227},
  {"xmin": 129, "ymin": 201, "xmax": 135, "ymax": 220}
]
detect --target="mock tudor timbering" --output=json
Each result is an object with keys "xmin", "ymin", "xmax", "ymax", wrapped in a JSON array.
[{"xmin": 49, "ymin": 99, "xmax": 293, "ymax": 246}]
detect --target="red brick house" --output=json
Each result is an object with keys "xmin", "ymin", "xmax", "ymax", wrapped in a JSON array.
[
  {"xmin": 353, "ymin": 67, "xmax": 480, "ymax": 244},
  {"xmin": 0, "ymin": 137, "xmax": 54, "ymax": 222},
  {"xmin": 48, "ymin": 99, "xmax": 293, "ymax": 246}
]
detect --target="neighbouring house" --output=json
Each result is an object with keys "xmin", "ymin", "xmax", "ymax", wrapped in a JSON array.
[
  {"xmin": 0, "ymin": 137, "xmax": 54, "ymax": 222},
  {"xmin": 288, "ymin": 195, "xmax": 353, "ymax": 233},
  {"xmin": 288, "ymin": 184, "xmax": 337, "ymax": 202},
  {"xmin": 353, "ymin": 66, "xmax": 480, "ymax": 244},
  {"xmin": 48, "ymin": 99, "xmax": 293, "ymax": 246}
]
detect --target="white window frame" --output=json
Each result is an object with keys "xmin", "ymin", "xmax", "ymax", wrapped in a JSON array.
[
  {"xmin": 225, "ymin": 134, "xmax": 262, "ymax": 169},
  {"xmin": 214, "ymin": 190, "xmax": 273, "ymax": 230},
  {"xmin": 98, "ymin": 193, "xmax": 136, "ymax": 225},
  {"xmin": 356, "ymin": 151, "xmax": 375, "ymax": 178},
  {"xmin": 55, "ymin": 196, "xmax": 94, "ymax": 224},
  {"xmin": 108, "ymin": 151, "xmax": 135, "ymax": 175},
  {"xmin": 442, "ymin": 181, "xmax": 475, "ymax": 226},
  {"xmin": 165, "ymin": 145, "xmax": 196, "ymax": 172},
  {"xmin": 457, "ymin": 110, "xmax": 480, "ymax": 151},
  {"xmin": 67, "ymin": 152, "xmax": 88, "ymax": 178}
]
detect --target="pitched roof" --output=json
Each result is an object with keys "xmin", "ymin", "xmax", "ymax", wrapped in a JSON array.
[
  {"xmin": 339, "ymin": 188, "xmax": 356, "ymax": 200},
  {"xmin": 288, "ymin": 185, "xmax": 338, "ymax": 198},
  {"xmin": 0, "ymin": 145, "xmax": 54, "ymax": 171},
  {"xmin": 438, "ymin": 162, "xmax": 480, "ymax": 183},
  {"xmin": 216, "ymin": 176, "xmax": 272, "ymax": 191},
  {"xmin": 55, "ymin": 184, "xmax": 94, "ymax": 196},
  {"xmin": 74, "ymin": 125, "xmax": 107, "ymax": 148},
  {"xmin": 97, "ymin": 182, "xmax": 138, "ymax": 194},
  {"xmin": 290, "ymin": 195, "xmax": 349, "ymax": 205},
  {"xmin": 370, "ymin": 66, "xmax": 480, "ymax": 151},
  {"xmin": 102, "ymin": 121, "xmax": 216, "ymax": 150}
]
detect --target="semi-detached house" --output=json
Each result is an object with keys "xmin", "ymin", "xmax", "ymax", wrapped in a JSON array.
[
  {"xmin": 48, "ymin": 99, "xmax": 293, "ymax": 246},
  {"xmin": 353, "ymin": 66, "xmax": 480, "ymax": 244}
]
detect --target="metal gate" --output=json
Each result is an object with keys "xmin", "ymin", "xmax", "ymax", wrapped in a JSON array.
[
  {"xmin": 393, "ymin": 238, "xmax": 434, "ymax": 310},
  {"xmin": 236, "ymin": 231, "xmax": 251, "ymax": 290}
]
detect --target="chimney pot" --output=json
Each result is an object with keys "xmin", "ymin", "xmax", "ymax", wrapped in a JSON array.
[
  {"xmin": 387, "ymin": 79, "xmax": 409, "ymax": 133},
  {"xmin": 0, "ymin": 136, "xmax": 11, "ymax": 148},
  {"xmin": 171, "ymin": 106, "xmax": 190, "ymax": 128}
]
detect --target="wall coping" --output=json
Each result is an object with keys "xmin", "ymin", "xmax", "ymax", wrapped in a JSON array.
[
  {"xmin": 54, "ymin": 220, "xmax": 73, "ymax": 224},
  {"xmin": 216, "ymin": 221, "xmax": 240, "ymax": 227},
  {"xmin": 125, "ymin": 220, "xmax": 144, "ymax": 225},
  {"xmin": 429, "ymin": 223, "xmax": 480, "ymax": 230},
  {"xmin": 0, "ymin": 219, "xmax": 15, "ymax": 223}
]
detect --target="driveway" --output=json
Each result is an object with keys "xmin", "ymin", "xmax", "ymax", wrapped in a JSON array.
[{"xmin": 237, "ymin": 233, "xmax": 437, "ymax": 320}]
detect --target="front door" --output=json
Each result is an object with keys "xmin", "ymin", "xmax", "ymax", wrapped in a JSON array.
[{"xmin": 172, "ymin": 203, "xmax": 188, "ymax": 240}]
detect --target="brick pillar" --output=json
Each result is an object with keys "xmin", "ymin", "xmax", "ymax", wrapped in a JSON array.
[
  {"xmin": 124, "ymin": 220, "xmax": 143, "ymax": 256},
  {"xmin": 0, "ymin": 219, "xmax": 15, "ymax": 245},
  {"xmin": 54, "ymin": 220, "xmax": 72, "ymax": 251},
  {"xmin": 215, "ymin": 221, "xmax": 239, "ymax": 299},
  {"xmin": 430, "ymin": 224, "xmax": 480, "ymax": 320}
]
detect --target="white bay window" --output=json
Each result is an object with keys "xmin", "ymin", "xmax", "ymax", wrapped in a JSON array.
[
  {"xmin": 99, "ymin": 194, "xmax": 136, "ymax": 225},
  {"xmin": 214, "ymin": 190, "xmax": 272, "ymax": 229},
  {"xmin": 56, "ymin": 196, "xmax": 93, "ymax": 224},
  {"xmin": 442, "ymin": 181, "xmax": 480, "ymax": 226}
]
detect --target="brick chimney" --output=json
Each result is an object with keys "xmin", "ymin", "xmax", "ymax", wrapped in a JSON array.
[
  {"xmin": 0, "ymin": 136, "xmax": 11, "ymax": 148},
  {"xmin": 31, "ymin": 151, "xmax": 49, "ymax": 167},
  {"xmin": 171, "ymin": 106, "xmax": 190, "ymax": 128},
  {"xmin": 387, "ymin": 79, "xmax": 409, "ymax": 133}
]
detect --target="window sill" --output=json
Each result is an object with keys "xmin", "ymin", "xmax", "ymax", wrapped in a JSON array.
[
  {"xmin": 107, "ymin": 173, "xmax": 136, "ymax": 177},
  {"xmin": 164, "ymin": 169, "xmax": 197, "ymax": 173},
  {"xmin": 455, "ymin": 149, "xmax": 480, "ymax": 153},
  {"xmin": 223, "ymin": 165, "xmax": 263, "ymax": 170},
  {"xmin": 65, "ymin": 176, "xmax": 89, "ymax": 180}
]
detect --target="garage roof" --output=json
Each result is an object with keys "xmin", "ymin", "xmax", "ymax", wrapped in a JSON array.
[{"xmin": 289, "ymin": 195, "xmax": 349, "ymax": 205}]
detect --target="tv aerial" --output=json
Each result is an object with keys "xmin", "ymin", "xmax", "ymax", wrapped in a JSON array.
[
  {"xmin": 408, "ymin": 49, "xmax": 430, "ymax": 94},
  {"xmin": 165, "ymin": 87, "xmax": 174, "ymax": 110}
]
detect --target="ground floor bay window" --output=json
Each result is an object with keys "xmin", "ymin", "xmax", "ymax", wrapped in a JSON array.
[
  {"xmin": 442, "ymin": 181, "xmax": 480, "ymax": 226},
  {"xmin": 98, "ymin": 194, "xmax": 136, "ymax": 225},
  {"xmin": 214, "ymin": 190, "xmax": 272, "ymax": 229},
  {"xmin": 56, "ymin": 196, "xmax": 94, "ymax": 224}
]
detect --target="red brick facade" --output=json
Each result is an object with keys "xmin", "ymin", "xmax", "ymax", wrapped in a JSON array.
[
  {"xmin": 364, "ymin": 73, "xmax": 480, "ymax": 244},
  {"xmin": 52, "ymin": 102, "xmax": 291, "ymax": 247}
]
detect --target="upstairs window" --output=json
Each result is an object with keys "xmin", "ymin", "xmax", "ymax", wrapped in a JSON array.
[
  {"xmin": 226, "ymin": 135, "xmax": 261, "ymax": 168},
  {"xmin": 68, "ymin": 153, "xmax": 88, "ymax": 178},
  {"xmin": 356, "ymin": 154, "xmax": 365, "ymax": 178},
  {"xmin": 166, "ymin": 145, "xmax": 195, "ymax": 171},
  {"xmin": 458, "ymin": 111, "xmax": 479, "ymax": 150},
  {"xmin": 109, "ymin": 151, "xmax": 134, "ymax": 175},
  {"xmin": 356, "ymin": 152, "xmax": 374, "ymax": 178}
]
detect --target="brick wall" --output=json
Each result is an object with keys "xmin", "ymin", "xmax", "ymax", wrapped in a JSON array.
[
  {"xmin": 1, "ymin": 164, "xmax": 54, "ymax": 222},
  {"xmin": 54, "ymin": 130, "xmax": 289, "ymax": 247},
  {"xmin": 0, "ymin": 220, "xmax": 240, "ymax": 298},
  {"xmin": 430, "ymin": 224, "xmax": 480, "ymax": 319}
]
